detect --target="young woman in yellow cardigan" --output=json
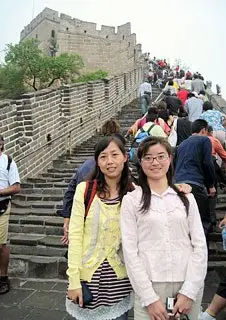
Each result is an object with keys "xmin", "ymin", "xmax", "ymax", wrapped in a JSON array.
[{"xmin": 66, "ymin": 136, "xmax": 134, "ymax": 320}]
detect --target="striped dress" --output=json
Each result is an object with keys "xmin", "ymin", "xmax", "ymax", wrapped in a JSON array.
[{"xmin": 66, "ymin": 197, "xmax": 134, "ymax": 320}]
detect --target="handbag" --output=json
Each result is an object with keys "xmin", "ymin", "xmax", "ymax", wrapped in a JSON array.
[
  {"xmin": 0, "ymin": 199, "xmax": 10, "ymax": 216},
  {"xmin": 81, "ymin": 281, "xmax": 93, "ymax": 306}
]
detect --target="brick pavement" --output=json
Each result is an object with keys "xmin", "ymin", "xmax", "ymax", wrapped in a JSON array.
[{"xmin": 0, "ymin": 273, "xmax": 226, "ymax": 320}]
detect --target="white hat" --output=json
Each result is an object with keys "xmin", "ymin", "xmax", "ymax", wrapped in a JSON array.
[{"xmin": 192, "ymin": 91, "xmax": 199, "ymax": 97}]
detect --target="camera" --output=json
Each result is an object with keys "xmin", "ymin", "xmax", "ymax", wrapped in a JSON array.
[{"xmin": 166, "ymin": 297, "xmax": 176, "ymax": 316}]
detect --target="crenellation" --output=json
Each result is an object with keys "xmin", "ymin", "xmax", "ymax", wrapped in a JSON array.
[{"xmin": 20, "ymin": 8, "xmax": 142, "ymax": 75}]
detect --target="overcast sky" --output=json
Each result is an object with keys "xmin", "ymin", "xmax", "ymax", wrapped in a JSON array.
[{"xmin": 0, "ymin": 0, "xmax": 226, "ymax": 97}]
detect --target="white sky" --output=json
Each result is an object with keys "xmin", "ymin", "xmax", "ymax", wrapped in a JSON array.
[{"xmin": 0, "ymin": 0, "xmax": 226, "ymax": 97}]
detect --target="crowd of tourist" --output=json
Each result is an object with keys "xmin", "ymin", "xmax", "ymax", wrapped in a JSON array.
[
  {"xmin": 1, "ymin": 56, "xmax": 226, "ymax": 320},
  {"xmin": 60, "ymin": 59, "xmax": 226, "ymax": 320}
]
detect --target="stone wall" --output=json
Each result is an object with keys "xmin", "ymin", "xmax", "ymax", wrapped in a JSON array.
[
  {"xmin": 20, "ymin": 7, "xmax": 142, "ymax": 75},
  {"xmin": 206, "ymin": 88, "xmax": 226, "ymax": 113},
  {"xmin": 0, "ymin": 67, "xmax": 143, "ymax": 180}
]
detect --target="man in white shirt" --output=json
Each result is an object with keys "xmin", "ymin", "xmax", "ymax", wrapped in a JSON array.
[
  {"xmin": 138, "ymin": 80, "xmax": 152, "ymax": 115},
  {"xmin": 0, "ymin": 136, "xmax": 20, "ymax": 294}
]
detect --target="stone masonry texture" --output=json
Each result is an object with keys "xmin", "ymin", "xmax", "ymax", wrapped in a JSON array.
[
  {"xmin": 0, "ymin": 67, "xmax": 145, "ymax": 180},
  {"xmin": 20, "ymin": 7, "xmax": 143, "ymax": 75}
]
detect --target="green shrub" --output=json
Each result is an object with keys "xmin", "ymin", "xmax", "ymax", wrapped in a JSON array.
[{"xmin": 74, "ymin": 70, "xmax": 108, "ymax": 83}]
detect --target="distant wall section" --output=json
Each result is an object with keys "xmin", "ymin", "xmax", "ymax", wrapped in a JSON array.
[{"xmin": 20, "ymin": 7, "xmax": 142, "ymax": 75}]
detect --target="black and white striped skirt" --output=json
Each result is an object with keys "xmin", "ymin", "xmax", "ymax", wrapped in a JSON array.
[{"xmin": 66, "ymin": 259, "xmax": 134, "ymax": 320}]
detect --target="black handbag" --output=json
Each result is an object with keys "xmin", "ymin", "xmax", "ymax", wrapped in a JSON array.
[
  {"xmin": 81, "ymin": 281, "xmax": 93, "ymax": 306},
  {"xmin": 0, "ymin": 199, "xmax": 10, "ymax": 216}
]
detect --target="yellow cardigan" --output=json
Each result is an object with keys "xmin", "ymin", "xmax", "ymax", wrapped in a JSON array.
[{"xmin": 67, "ymin": 182, "xmax": 127, "ymax": 290}]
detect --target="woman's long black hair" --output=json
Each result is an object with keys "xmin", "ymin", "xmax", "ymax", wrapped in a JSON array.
[
  {"xmin": 137, "ymin": 136, "xmax": 189, "ymax": 214},
  {"xmin": 89, "ymin": 136, "xmax": 134, "ymax": 202}
]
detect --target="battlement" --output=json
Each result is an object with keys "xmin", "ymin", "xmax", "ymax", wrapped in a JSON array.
[{"xmin": 20, "ymin": 7, "xmax": 132, "ymax": 40}]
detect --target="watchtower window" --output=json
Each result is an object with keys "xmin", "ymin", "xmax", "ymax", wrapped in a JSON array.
[
  {"xmin": 122, "ymin": 35, "xmax": 125, "ymax": 40},
  {"xmin": 35, "ymin": 34, "xmax": 38, "ymax": 39},
  {"xmin": 106, "ymin": 35, "xmax": 108, "ymax": 39},
  {"xmin": 51, "ymin": 30, "xmax": 55, "ymax": 38},
  {"xmin": 66, "ymin": 27, "xmax": 69, "ymax": 31},
  {"xmin": 84, "ymin": 30, "xmax": 87, "ymax": 33}
]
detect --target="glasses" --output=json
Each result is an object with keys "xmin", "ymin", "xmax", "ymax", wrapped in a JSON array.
[{"xmin": 141, "ymin": 154, "xmax": 169, "ymax": 163}]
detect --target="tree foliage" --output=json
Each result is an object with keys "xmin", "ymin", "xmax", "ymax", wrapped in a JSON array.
[
  {"xmin": 0, "ymin": 39, "xmax": 84, "ymax": 98},
  {"xmin": 74, "ymin": 70, "xmax": 108, "ymax": 83}
]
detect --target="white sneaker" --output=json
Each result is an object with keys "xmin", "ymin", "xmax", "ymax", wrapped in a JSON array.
[{"xmin": 199, "ymin": 311, "xmax": 216, "ymax": 320}]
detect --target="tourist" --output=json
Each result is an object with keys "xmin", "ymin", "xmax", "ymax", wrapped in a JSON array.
[
  {"xmin": 121, "ymin": 136, "xmax": 207, "ymax": 320},
  {"xmin": 66, "ymin": 136, "xmax": 134, "ymax": 320},
  {"xmin": 0, "ymin": 135, "xmax": 20, "ymax": 294}
]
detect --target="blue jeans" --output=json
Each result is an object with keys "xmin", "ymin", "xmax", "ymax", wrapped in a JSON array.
[{"xmin": 115, "ymin": 311, "xmax": 128, "ymax": 320}]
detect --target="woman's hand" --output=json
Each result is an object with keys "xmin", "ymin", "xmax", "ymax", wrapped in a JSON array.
[
  {"xmin": 147, "ymin": 299, "xmax": 169, "ymax": 320},
  {"xmin": 67, "ymin": 288, "xmax": 83, "ymax": 307},
  {"xmin": 173, "ymin": 293, "xmax": 192, "ymax": 316},
  {"xmin": 219, "ymin": 215, "xmax": 226, "ymax": 229},
  {"xmin": 175, "ymin": 183, "xmax": 192, "ymax": 194},
  {"xmin": 61, "ymin": 218, "xmax": 70, "ymax": 245}
]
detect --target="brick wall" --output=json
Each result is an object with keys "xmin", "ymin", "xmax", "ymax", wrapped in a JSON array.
[{"xmin": 0, "ymin": 67, "xmax": 143, "ymax": 180}]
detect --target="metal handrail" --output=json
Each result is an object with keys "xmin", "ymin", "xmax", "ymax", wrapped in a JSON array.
[{"xmin": 15, "ymin": 87, "xmax": 138, "ymax": 163}]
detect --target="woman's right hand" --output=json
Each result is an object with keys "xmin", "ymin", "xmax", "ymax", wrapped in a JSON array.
[
  {"xmin": 67, "ymin": 288, "xmax": 83, "ymax": 307},
  {"xmin": 147, "ymin": 299, "xmax": 169, "ymax": 320}
]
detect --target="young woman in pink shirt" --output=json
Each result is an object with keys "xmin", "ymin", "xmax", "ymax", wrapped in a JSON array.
[{"xmin": 121, "ymin": 136, "xmax": 207, "ymax": 320}]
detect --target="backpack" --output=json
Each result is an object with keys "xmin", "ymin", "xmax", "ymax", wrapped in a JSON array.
[
  {"xmin": 129, "ymin": 123, "xmax": 155, "ymax": 165},
  {"xmin": 84, "ymin": 179, "xmax": 97, "ymax": 219}
]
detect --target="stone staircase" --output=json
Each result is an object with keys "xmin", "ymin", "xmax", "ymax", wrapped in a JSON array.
[
  {"xmin": 8, "ymin": 86, "xmax": 226, "ymax": 283},
  {"xmin": 8, "ymin": 88, "xmax": 154, "ymax": 278}
]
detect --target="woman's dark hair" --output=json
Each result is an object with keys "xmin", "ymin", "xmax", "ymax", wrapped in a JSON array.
[
  {"xmin": 158, "ymin": 109, "xmax": 169, "ymax": 123},
  {"xmin": 146, "ymin": 106, "xmax": 158, "ymax": 122},
  {"xmin": 199, "ymin": 90, "xmax": 205, "ymax": 95},
  {"xmin": 156, "ymin": 101, "xmax": 167, "ymax": 110},
  {"xmin": 101, "ymin": 119, "xmax": 120, "ymax": 135},
  {"xmin": 187, "ymin": 92, "xmax": 195, "ymax": 99},
  {"xmin": 89, "ymin": 136, "xmax": 133, "ymax": 202},
  {"xmin": 137, "ymin": 136, "xmax": 189, "ymax": 214},
  {"xmin": 168, "ymin": 79, "xmax": 174, "ymax": 86},
  {"xmin": 203, "ymin": 101, "xmax": 213, "ymax": 111}
]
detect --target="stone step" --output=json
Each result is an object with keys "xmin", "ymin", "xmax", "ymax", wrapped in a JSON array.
[
  {"xmin": 12, "ymin": 200, "xmax": 62, "ymax": 210},
  {"xmin": 20, "ymin": 187, "xmax": 66, "ymax": 195},
  {"xmin": 21, "ymin": 182, "xmax": 67, "ymax": 189},
  {"xmin": 9, "ymin": 223, "xmax": 63, "ymax": 236},
  {"xmin": 13, "ymin": 193, "xmax": 63, "ymax": 202},
  {"xmin": 9, "ymin": 254, "xmax": 67, "ymax": 279},
  {"xmin": 10, "ymin": 243, "xmax": 66, "ymax": 258},
  {"xmin": 209, "ymin": 241, "xmax": 226, "ymax": 260},
  {"xmin": 26, "ymin": 177, "xmax": 64, "ymax": 184},
  {"xmin": 9, "ymin": 215, "xmax": 63, "ymax": 225},
  {"xmin": 217, "ymin": 194, "xmax": 226, "ymax": 203},
  {"xmin": 9, "ymin": 233, "xmax": 67, "ymax": 258},
  {"xmin": 41, "ymin": 172, "xmax": 74, "ymax": 179},
  {"xmin": 47, "ymin": 166, "xmax": 80, "ymax": 174},
  {"xmin": 10, "ymin": 207, "xmax": 59, "ymax": 216}
]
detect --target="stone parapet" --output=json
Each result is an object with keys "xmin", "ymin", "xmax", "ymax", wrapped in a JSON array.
[{"xmin": 0, "ymin": 67, "xmax": 143, "ymax": 180}]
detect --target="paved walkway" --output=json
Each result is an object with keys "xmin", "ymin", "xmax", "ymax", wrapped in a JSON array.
[{"xmin": 1, "ymin": 272, "xmax": 226, "ymax": 320}]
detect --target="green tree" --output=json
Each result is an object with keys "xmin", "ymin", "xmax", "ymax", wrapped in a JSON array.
[
  {"xmin": 2, "ymin": 39, "xmax": 84, "ymax": 95},
  {"xmin": 0, "ymin": 64, "xmax": 25, "ymax": 99},
  {"xmin": 40, "ymin": 53, "xmax": 84, "ymax": 87},
  {"xmin": 5, "ymin": 39, "xmax": 43, "ymax": 91},
  {"xmin": 74, "ymin": 70, "xmax": 108, "ymax": 83}
]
